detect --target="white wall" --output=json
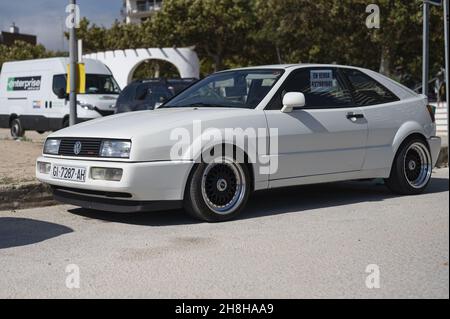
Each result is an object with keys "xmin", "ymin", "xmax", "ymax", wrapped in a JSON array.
[
  {"xmin": 434, "ymin": 102, "xmax": 448, "ymax": 138},
  {"xmin": 84, "ymin": 47, "xmax": 200, "ymax": 89}
]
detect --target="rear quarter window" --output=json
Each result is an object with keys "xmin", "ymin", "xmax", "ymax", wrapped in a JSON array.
[{"xmin": 342, "ymin": 69, "xmax": 400, "ymax": 106}]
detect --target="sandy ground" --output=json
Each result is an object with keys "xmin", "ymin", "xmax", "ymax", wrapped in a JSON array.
[{"xmin": 0, "ymin": 129, "xmax": 49, "ymax": 185}]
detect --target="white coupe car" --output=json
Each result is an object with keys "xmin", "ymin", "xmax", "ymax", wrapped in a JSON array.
[{"xmin": 36, "ymin": 64, "xmax": 441, "ymax": 222}]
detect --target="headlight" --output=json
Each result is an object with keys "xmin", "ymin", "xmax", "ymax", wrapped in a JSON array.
[
  {"xmin": 100, "ymin": 140, "xmax": 131, "ymax": 158},
  {"xmin": 43, "ymin": 139, "xmax": 61, "ymax": 155},
  {"xmin": 77, "ymin": 101, "xmax": 95, "ymax": 110}
]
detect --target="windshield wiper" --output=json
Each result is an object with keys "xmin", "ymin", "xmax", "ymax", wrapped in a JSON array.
[{"xmin": 160, "ymin": 103, "xmax": 228, "ymax": 109}]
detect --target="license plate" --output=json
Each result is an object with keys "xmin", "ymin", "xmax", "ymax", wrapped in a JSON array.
[{"xmin": 52, "ymin": 165, "xmax": 86, "ymax": 182}]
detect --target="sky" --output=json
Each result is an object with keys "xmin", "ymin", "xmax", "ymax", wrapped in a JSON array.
[{"xmin": 0, "ymin": 0, "xmax": 122, "ymax": 51}]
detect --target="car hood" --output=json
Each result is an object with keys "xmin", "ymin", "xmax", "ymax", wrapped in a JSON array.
[
  {"xmin": 49, "ymin": 108, "xmax": 255, "ymax": 139},
  {"xmin": 48, "ymin": 108, "xmax": 267, "ymax": 162}
]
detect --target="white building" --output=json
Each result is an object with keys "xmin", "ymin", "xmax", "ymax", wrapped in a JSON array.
[
  {"xmin": 84, "ymin": 47, "xmax": 200, "ymax": 89},
  {"xmin": 122, "ymin": 0, "xmax": 163, "ymax": 24}
]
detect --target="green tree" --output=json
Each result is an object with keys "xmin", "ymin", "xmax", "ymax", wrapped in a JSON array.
[
  {"xmin": 150, "ymin": 0, "xmax": 256, "ymax": 73},
  {"xmin": 0, "ymin": 41, "xmax": 61, "ymax": 72},
  {"xmin": 65, "ymin": 1, "xmax": 446, "ymax": 85}
]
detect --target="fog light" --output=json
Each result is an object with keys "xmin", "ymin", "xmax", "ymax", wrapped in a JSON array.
[
  {"xmin": 90, "ymin": 167, "xmax": 123, "ymax": 181},
  {"xmin": 37, "ymin": 161, "xmax": 51, "ymax": 174}
]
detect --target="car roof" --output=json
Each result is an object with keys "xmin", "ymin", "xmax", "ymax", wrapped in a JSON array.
[{"xmin": 219, "ymin": 64, "xmax": 368, "ymax": 72}]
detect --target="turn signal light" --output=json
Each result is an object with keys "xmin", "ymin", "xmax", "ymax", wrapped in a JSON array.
[
  {"xmin": 90, "ymin": 167, "xmax": 123, "ymax": 181},
  {"xmin": 37, "ymin": 161, "xmax": 51, "ymax": 174}
]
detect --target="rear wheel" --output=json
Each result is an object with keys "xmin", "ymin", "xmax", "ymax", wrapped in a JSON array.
[
  {"xmin": 184, "ymin": 156, "xmax": 251, "ymax": 222},
  {"xmin": 10, "ymin": 118, "xmax": 25, "ymax": 139},
  {"xmin": 385, "ymin": 138, "xmax": 432, "ymax": 195}
]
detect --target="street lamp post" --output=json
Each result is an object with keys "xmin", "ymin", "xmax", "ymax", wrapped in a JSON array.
[
  {"xmin": 444, "ymin": 0, "xmax": 449, "ymax": 156},
  {"xmin": 423, "ymin": 1, "xmax": 430, "ymax": 98},
  {"xmin": 69, "ymin": 0, "xmax": 78, "ymax": 126}
]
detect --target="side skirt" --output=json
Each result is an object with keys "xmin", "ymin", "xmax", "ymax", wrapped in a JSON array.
[{"xmin": 268, "ymin": 168, "xmax": 390, "ymax": 189}]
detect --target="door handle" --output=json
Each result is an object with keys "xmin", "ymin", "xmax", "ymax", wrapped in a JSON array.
[{"xmin": 346, "ymin": 112, "xmax": 365, "ymax": 120}]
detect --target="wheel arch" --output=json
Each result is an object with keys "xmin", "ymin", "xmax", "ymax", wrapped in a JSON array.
[
  {"xmin": 392, "ymin": 122, "xmax": 429, "ymax": 157},
  {"xmin": 389, "ymin": 126, "xmax": 429, "ymax": 172},
  {"xmin": 9, "ymin": 113, "xmax": 19, "ymax": 126},
  {"xmin": 183, "ymin": 142, "xmax": 256, "ymax": 200}
]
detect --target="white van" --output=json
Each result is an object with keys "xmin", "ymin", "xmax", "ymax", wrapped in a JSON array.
[{"xmin": 0, "ymin": 57, "xmax": 120, "ymax": 138}]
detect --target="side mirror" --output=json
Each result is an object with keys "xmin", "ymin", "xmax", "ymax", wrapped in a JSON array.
[
  {"xmin": 56, "ymin": 88, "xmax": 68, "ymax": 99},
  {"xmin": 281, "ymin": 92, "xmax": 306, "ymax": 113}
]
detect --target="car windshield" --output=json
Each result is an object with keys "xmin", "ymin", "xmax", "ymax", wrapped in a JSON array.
[
  {"xmin": 163, "ymin": 69, "xmax": 284, "ymax": 109},
  {"xmin": 85, "ymin": 74, "xmax": 121, "ymax": 95}
]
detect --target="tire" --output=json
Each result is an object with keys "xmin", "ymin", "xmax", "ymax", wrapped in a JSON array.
[
  {"xmin": 385, "ymin": 137, "xmax": 433, "ymax": 195},
  {"xmin": 10, "ymin": 118, "xmax": 25, "ymax": 139},
  {"xmin": 184, "ymin": 156, "xmax": 251, "ymax": 222},
  {"xmin": 37, "ymin": 130, "xmax": 46, "ymax": 134}
]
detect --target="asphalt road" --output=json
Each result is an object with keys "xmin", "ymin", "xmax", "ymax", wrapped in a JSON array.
[{"xmin": 0, "ymin": 169, "xmax": 448, "ymax": 299}]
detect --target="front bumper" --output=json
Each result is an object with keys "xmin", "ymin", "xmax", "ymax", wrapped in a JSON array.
[
  {"xmin": 36, "ymin": 156, "xmax": 194, "ymax": 212},
  {"xmin": 428, "ymin": 136, "xmax": 442, "ymax": 168}
]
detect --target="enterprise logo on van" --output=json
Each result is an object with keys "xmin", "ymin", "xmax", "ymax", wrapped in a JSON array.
[{"xmin": 7, "ymin": 76, "xmax": 41, "ymax": 91}]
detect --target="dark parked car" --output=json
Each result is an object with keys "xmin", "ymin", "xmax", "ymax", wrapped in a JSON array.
[{"xmin": 115, "ymin": 78, "xmax": 197, "ymax": 114}]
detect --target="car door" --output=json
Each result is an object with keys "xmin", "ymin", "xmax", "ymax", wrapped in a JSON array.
[{"xmin": 264, "ymin": 67, "xmax": 368, "ymax": 182}]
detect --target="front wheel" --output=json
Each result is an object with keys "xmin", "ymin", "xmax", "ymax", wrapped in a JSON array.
[
  {"xmin": 184, "ymin": 157, "xmax": 251, "ymax": 222},
  {"xmin": 10, "ymin": 118, "xmax": 25, "ymax": 139},
  {"xmin": 385, "ymin": 138, "xmax": 433, "ymax": 195}
]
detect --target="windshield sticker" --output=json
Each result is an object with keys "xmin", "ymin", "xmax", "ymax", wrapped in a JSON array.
[
  {"xmin": 310, "ymin": 70, "xmax": 334, "ymax": 93},
  {"xmin": 7, "ymin": 76, "xmax": 41, "ymax": 91}
]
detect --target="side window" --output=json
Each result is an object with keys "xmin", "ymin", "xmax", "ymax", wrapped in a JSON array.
[
  {"xmin": 342, "ymin": 69, "xmax": 399, "ymax": 106},
  {"xmin": 135, "ymin": 84, "xmax": 149, "ymax": 101},
  {"xmin": 117, "ymin": 85, "xmax": 135, "ymax": 105},
  {"xmin": 52, "ymin": 74, "xmax": 67, "ymax": 96},
  {"xmin": 266, "ymin": 68, "xmax": 353, "ymax": 110}
]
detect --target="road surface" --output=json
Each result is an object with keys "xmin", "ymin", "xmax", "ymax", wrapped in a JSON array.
[{"xmin": 0, "ymin": 169, "xmax": 448, "ymax": 298}]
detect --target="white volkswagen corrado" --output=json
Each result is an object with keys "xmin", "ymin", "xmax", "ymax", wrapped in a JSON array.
[{"xmin": 37, "ymin": 64, "xmax": 441, "ymax": 222}]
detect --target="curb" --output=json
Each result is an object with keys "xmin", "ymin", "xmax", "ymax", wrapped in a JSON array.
[{"xmin": 0, "ymin": 182, "xmax": 56, "ymax": 211}]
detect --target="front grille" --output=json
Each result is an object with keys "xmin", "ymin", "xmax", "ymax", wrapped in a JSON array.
[{"xmin": 58, "ymin": 138, "xmax": 102, "ymax": 157}]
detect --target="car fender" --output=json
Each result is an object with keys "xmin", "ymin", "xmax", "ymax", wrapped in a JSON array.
[{"xmin": 391, "ymin": 121, "xmax": 427, "ymax": 157}]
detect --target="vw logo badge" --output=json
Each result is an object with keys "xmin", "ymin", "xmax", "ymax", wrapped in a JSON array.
[{"xmin": 73, "ymin": 141, "xmax": 82, "ymax": 155}]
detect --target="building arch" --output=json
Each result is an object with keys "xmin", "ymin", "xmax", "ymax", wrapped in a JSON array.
[
  {"xmin": 84, "ymin": 47, "xmax": 200, "ymax": 89},
  {"xmin": 128, "ymin": 58, "xmax": 181, "ymax": 83}
]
